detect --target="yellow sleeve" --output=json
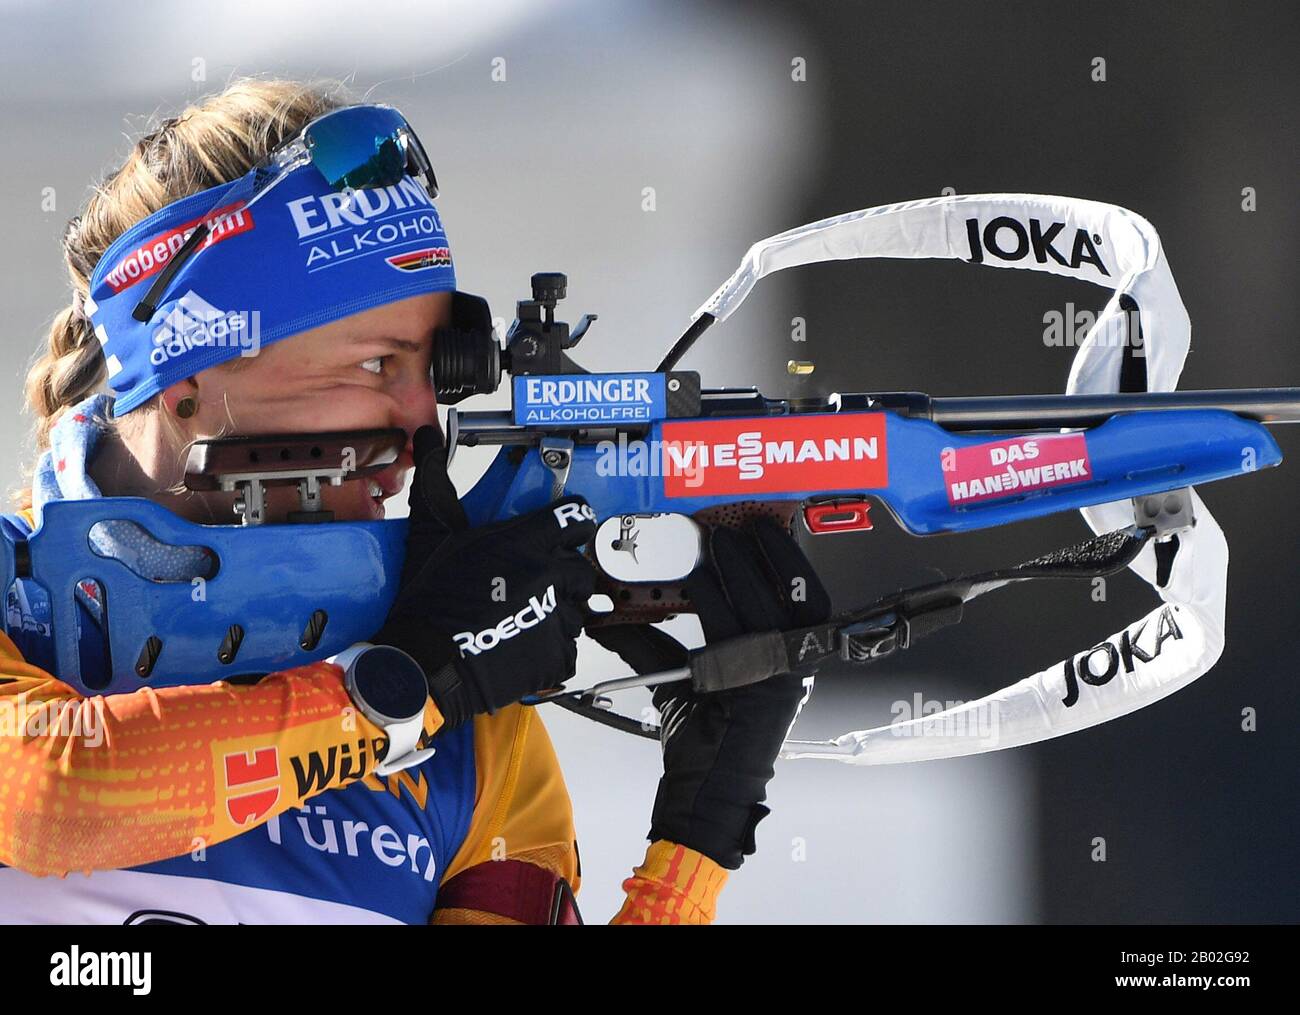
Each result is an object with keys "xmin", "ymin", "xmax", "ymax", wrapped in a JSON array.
[
  {"xmin": 439, "ymin": 704, "xmax": 579, "ymax": 887},
  {"xmin": 0, "ymin": 630, "xmax": 443, "ymax": 877},
  {"xmin": 611, "ymin": 840, "xmax": 729, "ymax": 924},
  {"xmin": 432, "ymin": 705, "xmax": 728, "ymax": 925},
  {"xmin": 431, "ymin": 704, "xmax": 577, "ymax": 924}
]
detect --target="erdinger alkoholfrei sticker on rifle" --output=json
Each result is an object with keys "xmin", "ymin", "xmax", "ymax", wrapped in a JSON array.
[{"xmin": 944, "ymin": 433, "xmax": 1091, "ymax": 505}]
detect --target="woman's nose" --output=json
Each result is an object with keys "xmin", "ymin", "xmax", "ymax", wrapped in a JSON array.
[{"xmin": 391, "ymin": 374, "xmax": 440, "ymax": 437}]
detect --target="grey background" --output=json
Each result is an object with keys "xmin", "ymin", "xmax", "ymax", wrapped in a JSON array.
[{"xmin": 1, "ymin": 0, "xmax": 1294, "ymax": 922}]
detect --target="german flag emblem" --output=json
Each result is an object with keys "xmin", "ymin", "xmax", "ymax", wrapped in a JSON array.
[{"xmin": 386, "ymin": 247, "xmax": 453, "ymax": 272}]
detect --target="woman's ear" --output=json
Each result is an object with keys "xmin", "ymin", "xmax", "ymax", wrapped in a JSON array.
[{"xmin": 160, "ymin": 378, "xmax": 201, "ymax": 420}]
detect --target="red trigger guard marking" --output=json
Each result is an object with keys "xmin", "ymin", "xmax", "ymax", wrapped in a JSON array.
[{"xmin": 803, "ymin": 499, "xmax": 873, "ymax": 534}]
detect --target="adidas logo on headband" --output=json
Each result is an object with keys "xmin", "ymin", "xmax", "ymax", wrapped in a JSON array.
[{"xmin": 150, "ymin": 291, "xmax": 260, "ymax": 365}]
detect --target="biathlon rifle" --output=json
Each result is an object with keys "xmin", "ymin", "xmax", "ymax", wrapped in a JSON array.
[{"xmin": 440, "ymin": 194, "xmax": 1299, "ymax": 763}]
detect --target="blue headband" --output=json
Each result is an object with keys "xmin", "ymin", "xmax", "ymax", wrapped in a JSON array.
[{"xmin": 85, "ymin": 164, "xmax": 456, "ymax": 416}]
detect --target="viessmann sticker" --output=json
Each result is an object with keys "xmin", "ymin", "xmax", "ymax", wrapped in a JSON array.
[
  {"xmin": 660, "ymin": 415, "xmax": 888, "ymax": 496},
  {"xmin": 944, "ymin": 433, "xmax": 1091, "ymax": 505}
]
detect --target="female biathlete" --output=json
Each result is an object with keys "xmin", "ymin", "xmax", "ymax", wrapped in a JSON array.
[{"xmin": 0, "ymin": 79, "xmax": 829, "ymax": 925}]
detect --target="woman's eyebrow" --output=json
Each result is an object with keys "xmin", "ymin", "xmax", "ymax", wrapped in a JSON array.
[{"xmin": 354, "ymin": 335, "xmax": 426, "ymax": 354}]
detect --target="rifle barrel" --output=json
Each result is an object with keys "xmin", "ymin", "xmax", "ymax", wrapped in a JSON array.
[
  {"xmin": 926, "ymin": 388, "xmax": 1300, "ymax": 430},
  {"xmin": 450, "ymin": 387, "xmax": 1300, "ymax": 446}
]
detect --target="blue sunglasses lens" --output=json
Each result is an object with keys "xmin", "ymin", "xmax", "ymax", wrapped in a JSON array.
[{"xmin": 305, "ymin": 106, "xmax": 411, "ymax": 190}]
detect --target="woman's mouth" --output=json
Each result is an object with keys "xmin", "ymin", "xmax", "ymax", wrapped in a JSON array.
[
  {"xmin": 355, "ymin": 480, "xmax": 390, "ymax": 520},
  {"xmin": 361, "ymin": 463, "xmax": 410, "ymax": 519}
]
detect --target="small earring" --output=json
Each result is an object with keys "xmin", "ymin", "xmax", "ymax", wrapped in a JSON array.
[{"xmin": 175, "ymin": 396, "xmax": 199, "ymax": 419}]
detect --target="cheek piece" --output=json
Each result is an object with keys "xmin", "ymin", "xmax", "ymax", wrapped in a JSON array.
[{"xmin": 6, "ymin": 422, "xmax": 414, "ymax": 696}]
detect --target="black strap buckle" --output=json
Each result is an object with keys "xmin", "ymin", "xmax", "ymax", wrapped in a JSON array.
[{"xmin": 838, "ymin": 612, "xmax": 907, "ymax": 663}]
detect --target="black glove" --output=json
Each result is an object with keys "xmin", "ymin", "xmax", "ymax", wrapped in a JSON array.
[
  {"xmin": 373, "ymin": 425, "xmax": 597, "ymax": 728},
  {"xmin": 596, "ymin": 516, "xmax": 831, "ymax": 870}
]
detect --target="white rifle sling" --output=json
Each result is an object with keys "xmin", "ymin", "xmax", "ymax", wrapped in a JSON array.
[{"xmin": 695, "ymin": 194, "xmax": 1232, "ymax": 763}]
